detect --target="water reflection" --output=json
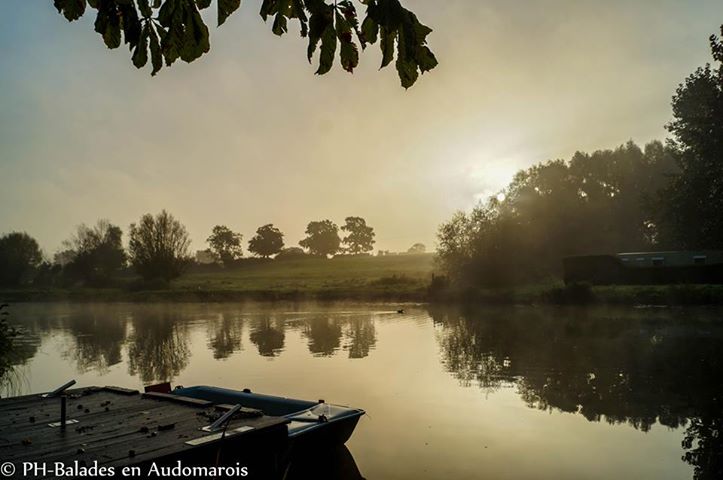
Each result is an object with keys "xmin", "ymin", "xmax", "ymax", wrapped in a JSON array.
[
  {"xmin": 207, "ymin": 313, "xmax": 244, "ymax": 359},
  {"xmin": 2, "ymin": 303, "xmax": 722, "ymax": 479},
  {"xmin": 430, "ymin": 305, "xmax": 723, "ymax": 480},
  {"xmin": 62, "ymin": 306, "xmax": 126, "ymax": 373},
  {"xmin": 343, "ymin": 317, "xmax": 376, "ymax": 359},
  {"xmin": 127, "ymin": 306, "xmax": 190, "ymax": 383},
  {"xmin": 250, "ymin": 316, "xmax": 285, "ymax": 357},
  {"xmin": 302, "ymin": 316, "xmax": 343, "ymax": 356}
]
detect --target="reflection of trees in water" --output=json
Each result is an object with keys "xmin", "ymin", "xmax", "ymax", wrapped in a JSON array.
[
  {"xmin": 430, "ymin": 305, "xmax": 723, "ymax": 479},
  {"xmin": 249, "ymin": 316, "xmax": 285, "ymax": 357},
  {"xmin": 61, "ymin": 307, "xmax": 126, "ymax": 373},
  {"xmin": 127, "ymin": 307, "xmax": 190, "ymax": 383},
  {"xmin": 302, "ymin": 316, "xmax": 342, "ymax": 357},
  {"xmin": 343, "ymin": 316, "xmax": 376, "ymax": 359},
  {"xmin": 1, "ymin": 305, "xmax": 49, "ymax": 395},
  {"xmin": 249, "ymin": 313, "xmax": 377, "ymax": 359},
  {"xmin": 207, "ymin": 313, "xmax": 243, "ymax": 360}
]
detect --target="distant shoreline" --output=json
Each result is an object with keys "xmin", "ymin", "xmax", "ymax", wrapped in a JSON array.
[{"xmin": 3, "ymin": 283, "xmax": 723, "ymax": 306}]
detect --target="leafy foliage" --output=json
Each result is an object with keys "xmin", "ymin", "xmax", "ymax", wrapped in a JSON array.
[
  {"xmin": 661, "ymin": 26, "xmax": 723, "ymax": 249},
  {"xmin": 128, "ymin": 210, "xmax": 192, "ymax": 281},
  {"xmin": 407, "ymin": 242, "xmax": 426, "ymax": 254},
  {"xmin": 299, "ymin": 219, "xmax": 340, "ymax": 257},
  {"xmin": 437, "ymin": 141, "xmax": 678, "ymax": 287},
  {"xmin": 0, "ymin": 232, "xmax": 43, "ymax": 287},
  {"xmin": 248, "ymin": 224, "xmax": 285, "ymax": 258},
  {"xmin": 0, "ymin": 305, "xmax": 18, "ymax": 388},
  {"xmin": 206, "ymin": 225, "xmax": 243, "ymax": 266},
  {"xmin": 52, "ymin": 0, "xmax": 437, "ymax": 87},
  {"xmin": 341, "ymin": 216, "xmax": 375, "ymax": 254},
  {"xmin": 62, "ymin": 219, "xmax": 127, "ymax": 286}
]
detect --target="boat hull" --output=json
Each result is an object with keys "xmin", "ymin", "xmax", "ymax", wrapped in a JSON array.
[{"xmin": 173, "ymin": 386, "xmax": 364, "ymax": 449}]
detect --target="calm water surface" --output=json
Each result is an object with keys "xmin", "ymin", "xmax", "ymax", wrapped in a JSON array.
[{"xmin": 4, "ymin": 303, "xmax": 722, "ymax": 480}]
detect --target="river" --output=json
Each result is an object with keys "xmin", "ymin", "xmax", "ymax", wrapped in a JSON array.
[{"xmin": 3, "ymin": 302, "xmax": 722, "ymax": 480}]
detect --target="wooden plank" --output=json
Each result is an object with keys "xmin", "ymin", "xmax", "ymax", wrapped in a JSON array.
[
  {"xmin": 141, "ymin": 392, "xmax": 213, "ymax": 407},
  {"xmin": 0, "ymin": 386, "xmax": 289, "ymax": 475}
]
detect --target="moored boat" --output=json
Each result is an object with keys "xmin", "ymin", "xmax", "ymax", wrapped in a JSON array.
[{"xmin": 173, "ymin": 385, "xmax": 365, "ymax": 449}]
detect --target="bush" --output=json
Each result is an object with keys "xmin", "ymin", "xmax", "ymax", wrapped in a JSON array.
[{"xmin": 545, "ymin": 282, "xmax": 595, "ymax": 304}]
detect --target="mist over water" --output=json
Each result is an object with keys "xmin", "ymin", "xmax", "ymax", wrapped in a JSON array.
[{"xmin": 4, "ymin": 302, "xmax": 721, "ymax": 480}]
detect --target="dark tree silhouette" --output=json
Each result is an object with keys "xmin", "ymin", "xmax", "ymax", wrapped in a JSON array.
[
  {"xmin": 207, "ymin": 225, "xmax": 243, "ymax": 266},
  {"xmin": 249, "ymin": 317, "xmax": 285, "ymax": 357},
  {"xmin": 207, "ymin": 313, "xmax": 244, "ymax": 360},
  {"xmin": 62, "ymin": 219, "xmax": 127, "ymax": 285},
  {"xmin": 302, "ymin": 315, "xmax": 342, "ymax": 356},
  {"xmin": 407, "ymin": 242, "xmax": 426, "ymax": 254},
  {"xmin": 51, "ymin": 0, "xmax": 437, "ymax": 88},
  {"xmin": 430, "ymin": 305, "xmax": 723, "ymax": 480},
  {"xmin": 127, "ymin": 307, "xmax": 190, "ymax": 382},
  {"xmin": 0, "ymin": 232, "xmax": 43, "ymax": 287},
  {"xmin": 275, "ymin": 246, "xmax": 306, "ymax": 259},
  {"xmin": 299, "ymin": 219, "xmax": 341, "ymax": 257},
  {"xmin": 660, "ymin": 26, "xmax": 723, "ymax": 249},
  {"xmin": 248, "ymin": 224, "xmax": 285, "ymax": 258},
  {"xmin": 341, "ymin": 216, "xmax": 375, "ymax": 255},
  {"xmin": 437, "ymin": 141, "xmax": 677, "ymax": 286},
  {"xmin": 128, "ymin": 210, "xmax": 192, "ymax": 282}
]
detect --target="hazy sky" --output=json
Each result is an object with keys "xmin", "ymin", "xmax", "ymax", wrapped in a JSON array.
[{"xmin": 1, "ymin": 1, "xmax": 722, "ymax": 255}]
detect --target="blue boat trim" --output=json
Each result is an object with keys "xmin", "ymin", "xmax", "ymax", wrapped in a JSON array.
[{"xmin": 173, "ymin": 386, "xmax": 364, "ymax": 445}]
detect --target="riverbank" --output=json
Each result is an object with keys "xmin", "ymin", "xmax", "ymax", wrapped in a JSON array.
[
  {"xmin": 4, "ymin": 282, "xmax": 723, "ymax": 306},
  {"xmin": 2, "ymin": 253, "xmax": 723, "ymax": 305},
  {"xmin": 432, "ymin": 282, "xmax": 723, "ymax": 306},
  {"xmin": 0, "ymin": 254, "xmax": 436, "ymax": 303}
]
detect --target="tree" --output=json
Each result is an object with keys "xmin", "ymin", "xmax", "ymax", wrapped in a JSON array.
[
  {"xmin": 341, "ymin": 216, "xmax": 375, "ymax": 254},
  {"xmin": 276, "ymin": 247, "xmax": 307, "ymax": 260},
  {"xmin": 0, "ymin": 232, "xmax": 43, "ymax": 286},
  {"xmin": 436, "ymin": 141, "xmax": 677, "ymax": 286},
  {"xmin": 62, "ymin": 220, "xmax": 127, "ymax": 285},
  {"xmin": 248, "ymin": 224, "xmax": 285, "ymax": 258},
  {"xmin": 207, "ymin": 225, "xmax": 243, "ymax": 266},
  {"xmin": 51, "ymin": 0, "xmax": 437, "ymax": 89},
  {"xmin": 407, "ymin": 242, "xmax": 426, "ymax": 254},
  {"xmin": 299, "ymin": 220, "xmax": 340, "ymax": 257},
  {"xmin": 660, "ymin": 26, "xmax": 723, "ymax": 248},
  {"xmin": 128, "ymin": 210, "xmax": 192, "ymax": 282}
]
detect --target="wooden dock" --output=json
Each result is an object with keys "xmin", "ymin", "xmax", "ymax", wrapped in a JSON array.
[{"xmin": 0, "ymin": 386, "xmax": 289, "ymax": 479}]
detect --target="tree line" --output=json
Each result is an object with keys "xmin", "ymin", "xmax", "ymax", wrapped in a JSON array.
[
  {"xmin": 437, "ymin": 25, "xmax": 723, "ymax": 287},
  {"xmin": 0, "ymin": 214, "xmax": 376, "ymax": 287}
]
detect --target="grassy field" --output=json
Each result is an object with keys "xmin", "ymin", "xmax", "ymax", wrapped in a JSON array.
[
  {"xmin": 174, "ymin": 254, "xmax": 437, "ymax": 299},
  {"xmin": 0, "ymin": 254, "xmax": 438, "ymax": 302},
  {"xmin": 4, "ymin": 253, "xmax": 723, "ymax": 305}
]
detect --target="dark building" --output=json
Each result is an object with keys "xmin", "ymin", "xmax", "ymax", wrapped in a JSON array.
[{"xmin": 563, "ymin": 251, "xmax": 723, "ymax": 285}]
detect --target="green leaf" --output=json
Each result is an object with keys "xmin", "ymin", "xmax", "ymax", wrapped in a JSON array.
[
  {"xmin": 340, "ymin": 40, "xmax": 359, "ymax": 73},
  {"xmin": 379, "ymin": 27, "xmax": 394, "ymax": 68},
  {"xmin": 272, "ymin": 13, "xmax": 288, "ymax": 35},
  {"xmin": 148, "ymin": 25, "xmax": 163, "ymax": 75},
  {"xmin": 120, "ymin": 2, "xmax": 142, "ymax": 49},
  {"xmin": 94, "ymin": 0, "xmax": 122, "ymax": 49},
  {"xmin": 307, "ymin": 8, "xmax": 332, "ymax": 62},
  {"xmin": 316, "ymin": 24, "xmax": 337, "ymax": 75},
  {"xmin": 180, "ymin": 0, "xmax": 210, "ymax": 62},
  {"xmin": 218, "ymin": 0, "xmax": 241, "ymax": 26},
  {"xmin": 361, "ymin": 15, "xmax": 378, "ymax": 45},
  {"xmin": 259, "ymin": 0, "xmax": 276, "ymax": 21},
  {"xmin": 138, "ymin": 0, "xmax": 153, "ymax": 17},
  {"xmin": 335, "ymin": 11, "xmax": 358, "ymax": 73},
  {"xmin": 132, "ymin": 24, "xmax": 150, "ymax": 68},
  {"xmin": 416, "ymin": 45, "xmax": 437, "ymax": 73},
  {"xmin": 195, "ymin": 0, "xmax": 211, "ymax": 9},
  {"xmin": 54, "ymin": 0, "xmax": 87, "ymax": 22}
]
